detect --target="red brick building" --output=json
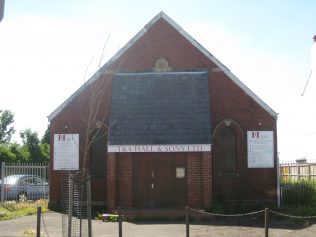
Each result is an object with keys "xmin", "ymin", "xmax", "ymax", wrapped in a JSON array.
[{"xmin": 48, "ymin": 12, "xmax": 278, "ymax": 211}]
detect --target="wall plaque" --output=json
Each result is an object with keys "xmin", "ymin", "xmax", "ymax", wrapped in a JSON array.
[
  {"xmin": 53, "ymin": 134, "xmax": 79, "ymax": 170},
  {"xmin": 247, "ymin": 131, "xmax": 274, "ymax": 168}
]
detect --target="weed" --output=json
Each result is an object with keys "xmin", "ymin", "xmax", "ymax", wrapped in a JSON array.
[
  {"xmin": 0, "ymin": 201, "xmax": 48, "ymax": 221},
  {"xmin": 22, "ymin": 228, "xmax": 46, "ymax": 237},
  {"xmin": 95, "ymin": 212, "xmax": 103, "ymax": 220}
]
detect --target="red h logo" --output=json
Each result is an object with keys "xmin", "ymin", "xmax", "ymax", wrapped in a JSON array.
[
  {"xmin": 252, "ymin": 131, "xmax": 260, "ymax": 139},
  {"xmin": 58, "ymin": 134, "xmax": 66, "ymax": 141}
]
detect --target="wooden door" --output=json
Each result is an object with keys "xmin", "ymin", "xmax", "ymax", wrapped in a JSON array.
[
  {"xmin": 134, "ymin": 154, "xmax": 155, "ymax": 208},
  {"xmin": 133, "ymin": 153, "xmax": 186, "ymax": 208}
]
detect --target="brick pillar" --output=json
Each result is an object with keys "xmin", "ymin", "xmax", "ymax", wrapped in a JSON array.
[
  {"xmin": 117, "ymin": 154, "xmax": 133, "ymax": 207},
  {"xmin": 202, "ymin": 152, "xmax": 212, "ymax": 208},
  {"xmin": 186, "ymin": 153, "xmax": 202, "ymax": 207},
  {"xmin": 107, "ymin": 153, "xmax": 116, "ymax": 211}
]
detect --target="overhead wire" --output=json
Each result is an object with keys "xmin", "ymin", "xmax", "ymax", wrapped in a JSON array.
[
  {"xmin": 302, "ymin": 35, "xmax": 316, "ymax": 96},
  {"xmin": 301, "ymin": 70, "xmax": 313, "ymax": 96}
]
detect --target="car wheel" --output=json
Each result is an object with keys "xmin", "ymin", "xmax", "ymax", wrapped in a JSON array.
[{"xmin": 18, "ymin": 193, "xmax": 28, "ymax": 202}]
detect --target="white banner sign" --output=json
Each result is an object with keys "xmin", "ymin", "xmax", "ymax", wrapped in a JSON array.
[
  {"xmin": 247, "ymin": 131, "xmax": 274, "ymax": 168},
  {"xmin": 54, "ymin": 134, "xmax": 79, "ymax": 170},
  {"xmin": 108, "ymin": 144, "xmax": 211, "ymax": 153}
]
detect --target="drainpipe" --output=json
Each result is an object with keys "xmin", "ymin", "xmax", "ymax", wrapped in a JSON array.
[
  {"xmin": 276, "ymin": 155, "xmax": 280, "ymax": 208},
  {"xmin": 0, "ymin": 0, "xmax": 4, "ymax": 22}
]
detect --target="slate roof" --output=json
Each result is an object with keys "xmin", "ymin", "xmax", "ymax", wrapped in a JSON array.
[
  {"xmin": 108, "ymin": 72, "xmax": 211, "ymax": 145},
  {"xmin": 48, "ymin": 12, "xmax": 277, "ymax": 122}
]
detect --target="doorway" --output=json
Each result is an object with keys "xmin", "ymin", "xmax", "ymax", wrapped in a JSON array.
[{"xmin": 133, "ymin": 153, "xmax": 186, "ymax": 208}]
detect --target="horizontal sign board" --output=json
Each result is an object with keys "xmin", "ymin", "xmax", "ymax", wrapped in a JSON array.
[{"xmin": 108, "ymin": 144, "xmax": 211, "ymax": 153}]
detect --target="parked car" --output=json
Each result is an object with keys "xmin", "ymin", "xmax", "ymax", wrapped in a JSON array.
[{"xmin": 0, "ymin": 174, "xmax": 49, "ymax": 202}]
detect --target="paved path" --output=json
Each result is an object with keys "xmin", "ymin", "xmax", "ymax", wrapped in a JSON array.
[{"xmin": 0, "ymin": 211, "xmax": 316, "ymax": 237}]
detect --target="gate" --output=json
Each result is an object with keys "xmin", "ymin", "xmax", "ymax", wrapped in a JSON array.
[{"xmin": 0, "ymin": 162, "xmax": 49, "ymax": 203}]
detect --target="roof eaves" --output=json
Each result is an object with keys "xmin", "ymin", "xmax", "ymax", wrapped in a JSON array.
[
  {"xmin": 160, "ymin": 12, "xmax": 278, "ymax": 120},
  {"xmin": 48, "ymin": 12, "xmax": 165, "ymax": 122},
  {"xmin": 48, "ymin": 11, "xmax": 278, "ymax": 121},
  {"xmin": 47, "ymin": 70, "xmax": 100, "ymax": 121}
]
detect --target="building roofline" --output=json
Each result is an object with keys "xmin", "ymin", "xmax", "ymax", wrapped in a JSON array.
[
  {"xmin": 159, "ymin": 12, "xmax": 278, "ymax": 119},
  {"xmin": 48, "ymin": 11, "xmax": 277, "ymax": 121}
]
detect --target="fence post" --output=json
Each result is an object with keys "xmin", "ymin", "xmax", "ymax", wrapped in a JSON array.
[
  {"xmin": 87, "ymin": 175, "xmax": 92, "ymax": 237},
  {"xmin": 264, "ymin": 208, "xmax": 269, "ymax": 237},
  {"xmin": 308, "ymin": 163, "xmax": 311, "ymax": 181},
  {"xmin": 186, "ymin": 206, "xmax": 190, "ymax": 237},
  {"xmin": 277, "ymin": 157, "xmax": 281, "ymax": 207},
  {"xmin": 118, "ymin": 206, "xmax": 122, "ymax": 237},
  {"xmin": 36, "ymin": 206, "xmax": 41, "ymax": 237},
  {"xmin": 1, "ymin": 162, "xmax": 5, "ymax": 203},
  {"xmin": 68, "ymin": 174, "xmax": 73, "ymax": 237}
]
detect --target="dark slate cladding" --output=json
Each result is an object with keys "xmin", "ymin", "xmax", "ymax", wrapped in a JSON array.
[{"xmin": 108, "ymin": 72, "xmax": 211, "ymax": 145}]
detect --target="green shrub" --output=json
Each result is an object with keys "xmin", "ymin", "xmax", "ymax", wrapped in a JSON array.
[
  {"xmin": 281, "ymin": 179, "xmax": 316, "ymax": 207},
  {"xmin": 295, "ymin": 205, "xmax": 316, "ymax": 216},
  {"xmin": 206, "ymin": 201, "xmax": 225, "ymax": 213},
  {"xmin": 100, "ymin": 214, "xmax": 119, "ymax": 222},
  {"xmin": 95, "ymin": 212, "xmax": 103, "ymax": 220}
]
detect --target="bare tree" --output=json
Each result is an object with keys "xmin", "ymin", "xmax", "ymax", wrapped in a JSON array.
[{"xmin": 61, "ymin": 39, "xmax": 125, "ymax": 237}]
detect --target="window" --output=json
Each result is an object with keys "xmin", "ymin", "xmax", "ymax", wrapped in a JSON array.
[
  {"xmin": 90, "ymin": 130, "xmax": 107, "ymax": 178},
  {"xmin": 219, "ymin": 126, "xmax": 237, "ymax": 173}
]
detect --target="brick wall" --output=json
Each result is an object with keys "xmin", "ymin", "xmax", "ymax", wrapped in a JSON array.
[
  {"xmin": 49, "ymin": 76, "xmax": 111, "ymax": 205},
  {"xmin": 202, "ymin": 152, "xmax": 212, "ymax": 207},
  {"xmin": 49, "ymin": 17, "xmax": 277, "ymax": 208},
  {"xmin": 212, "ymin": 119, "xmax": 277, "ymax": 203},
  {"xmin": 107, "ymin": 153, "xmax": 116, "ymax": 210},
  {"xmin": 116, "ymin": 153, "xmax": 133, "ymax": 207},
  {"xmin": 186, "ymin": 153, "xmax": 202, "ymax": 207}
]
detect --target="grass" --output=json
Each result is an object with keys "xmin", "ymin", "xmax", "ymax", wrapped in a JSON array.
[
  {"xmin": 278, "ymin": 179, "xmax": 316, "ymax": 226},
  {"xmin": 0, "ymin": 200, "xmax": 48, "ymax": 221},
  {"xmin": 281, "ymin": 179, "xmax": 316, "ymax": 206},
  {"xmin": 22, "ymin": 228, "xmax": 46, "ymax": 237},
  {"xmin": 282, "ymin": 179, "xmax": 316, "ymax": 206}
]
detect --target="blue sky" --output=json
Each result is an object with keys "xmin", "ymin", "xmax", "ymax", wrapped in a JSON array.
[{"xmin": 1, "ymin": 0, "xmax": 315, "ymax": 161}]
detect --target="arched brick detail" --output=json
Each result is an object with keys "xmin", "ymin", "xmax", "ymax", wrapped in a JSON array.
[
  {"xmin": 213, "ymin": 119, "xmax": 244, "ymax": 139},
  {"xmin": 212, "ymin": 119, "xmax": 244, "ymax": 201}
]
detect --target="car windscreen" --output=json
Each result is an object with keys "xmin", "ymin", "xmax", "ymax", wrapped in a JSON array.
[{"xmin": 0, "ymin": 176, "xmax": 19, "ymax": 185}]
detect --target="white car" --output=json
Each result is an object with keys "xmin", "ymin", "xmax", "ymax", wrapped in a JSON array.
[{"xmin": 0, "ymin": 174, "xmax": 49, "ymax": 202}]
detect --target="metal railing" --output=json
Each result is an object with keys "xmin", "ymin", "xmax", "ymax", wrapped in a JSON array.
[
  {"xmin": 280, "ymin": 161, "xmax": 316, "ymax": 181},
  {"xmin": 279, "ymin": 161, "xmax": 316, "ymax": 206},
  {"xmin": 0, "ymin": 162, "xmax": 49, "ymax": 204}
]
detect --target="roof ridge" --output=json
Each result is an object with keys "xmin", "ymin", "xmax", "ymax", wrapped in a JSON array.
[{"xmin": 48, "ymin": 12, "xmax": 277, "ymax": 121}]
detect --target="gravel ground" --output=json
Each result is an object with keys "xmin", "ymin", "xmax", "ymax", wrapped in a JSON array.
[{"xmin": 0, "ymin": 211, "xmax": 315, "ymax": 237}]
